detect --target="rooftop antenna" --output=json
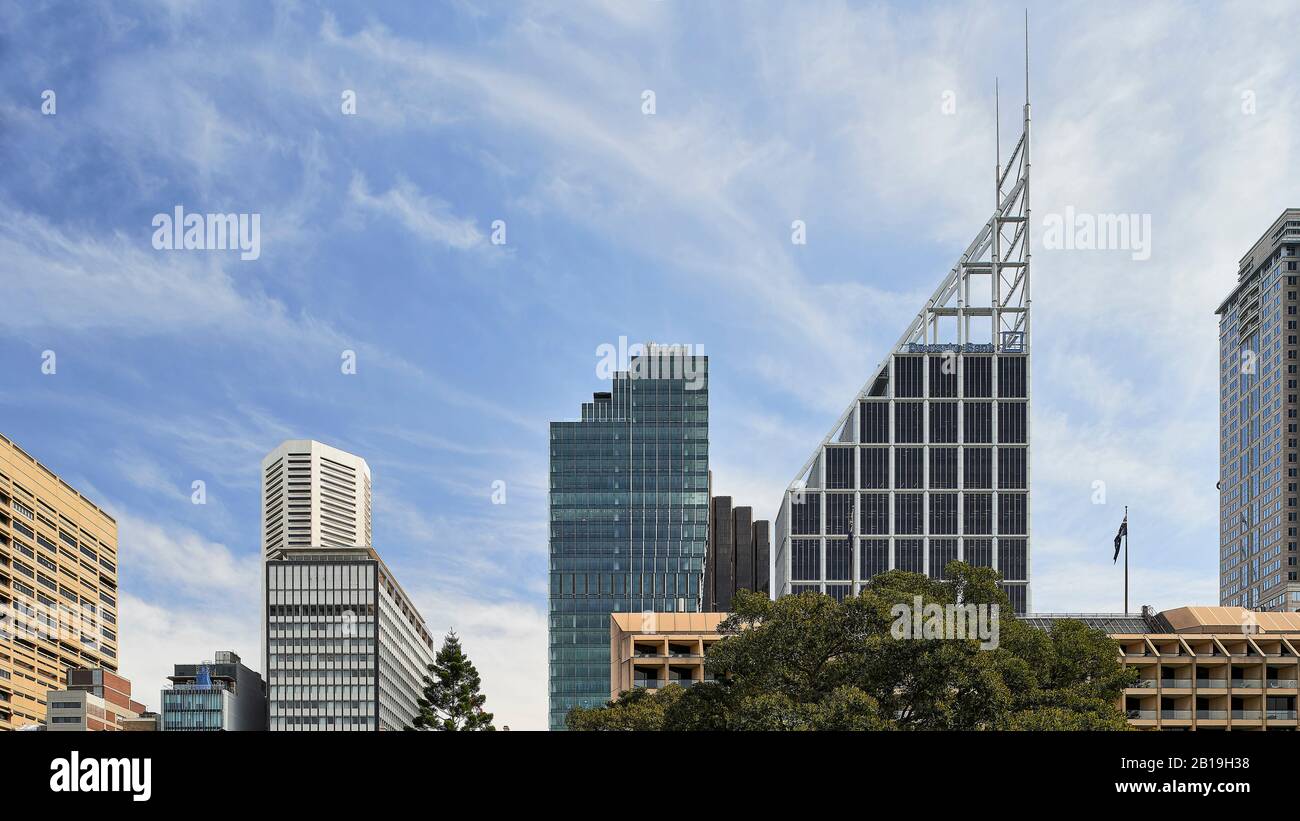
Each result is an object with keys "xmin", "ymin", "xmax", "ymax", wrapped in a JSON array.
[
  {"xmin": 1024, "ymin": 8, "xmax": 1030, "ymax": 106},
  {"xmin": 995, "ymin": 77, "xmax": 1001, "ymax": 208}
]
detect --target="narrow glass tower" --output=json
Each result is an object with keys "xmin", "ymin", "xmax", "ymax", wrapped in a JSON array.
[
  {"xmin": 1217, "ymin": 209, "xmax": 1300, "ymax": 611},
  {"xmin": 548, "ymin": 347, "xmax": 708, "ymax": 730}
]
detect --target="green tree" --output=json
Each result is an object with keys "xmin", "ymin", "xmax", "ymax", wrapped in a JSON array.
[
  {"xmin": 408, "ymin": 630, "xmax": 496, "ymax": 731},
  {"xmin": 567, "ymin": 563, "xmax": 1135, "ymax": 731}
]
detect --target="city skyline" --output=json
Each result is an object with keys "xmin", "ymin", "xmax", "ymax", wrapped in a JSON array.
[{"xmin": 6, "ymin": 1, "xmax": 1300, "ymax": 730}]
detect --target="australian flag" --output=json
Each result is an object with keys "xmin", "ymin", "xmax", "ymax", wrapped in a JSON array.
[{"xmin": 1112, "ymin": 516, "xmax": 1127, "ymax": 563}]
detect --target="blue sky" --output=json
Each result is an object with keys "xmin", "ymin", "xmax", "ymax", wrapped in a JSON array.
[{"xmin": 2, "ymin": 0, "xmax": 1298, "ymax": 729}]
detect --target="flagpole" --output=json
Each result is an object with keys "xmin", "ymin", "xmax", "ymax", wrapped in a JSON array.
[{"xmin": 1124, "ymin": 505, "xmax": 1129, "ymax": 615}]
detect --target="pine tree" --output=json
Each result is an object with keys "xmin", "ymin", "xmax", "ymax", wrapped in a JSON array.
[{"xmin": 408, "ymin": 630, "xmax": 496, "ymax": 731}]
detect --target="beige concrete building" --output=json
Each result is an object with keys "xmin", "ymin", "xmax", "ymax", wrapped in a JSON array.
[
  {"xmin": 1029, "ymin": 606, "xmax": 1300, "ymax": 731},
  {"xmin": 0, "ymin": 433, "xmax": 120, "ymax": 730},
  {"xmin": 609, "ymin": 612, "xmax": 727, "ymax": 698}
]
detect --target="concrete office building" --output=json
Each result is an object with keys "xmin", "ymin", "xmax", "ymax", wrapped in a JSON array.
[
  {"xmin": 45, "ymin": 667, "xmax": 145, "ymax": 731},
  {"xmin": 704, "ymin": 497, "xmax": 770, "ymax": 611},
  {"xmin": 265, "ymin": 546, "xmax": 435, "ymax": 731},
  {"xmin": 1217, "ymin": 209, "xmax": 1300, "ymax": 611},
  {"xmin": 774, "ymin": 88, "xmax": 1033, "ymax": 613},
  {"xmin": 1028, "ymin": 606, "xmax": 1300, "ymax": 730},
  {"xmin": 549, "ymin": 346, "xmax": 709, "ymax": 729},
  {"xmin": 0, "ymin": 433, "xmax": 121, "ymax": 730},
  {"xmin": 260, "ymin": 440, "xmax": 433, "ymax": 731},
  {"xmin": 609, "ymin": 612, "xmax": 726, "ymax": 698},
  {"xmin": 160, "ymin": 650, "xmax": 266, "ymax": 731}
]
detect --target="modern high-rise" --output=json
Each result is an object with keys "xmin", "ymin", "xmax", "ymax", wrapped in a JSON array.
[
  {"xmin": 260, "ymin": 440, "xmax": 373, "ymax": 684},
  {"xmin": 549, "ymin": 346, "xmax": 709, "ymax": 729},
  {"xmin": 265, "ymin": 546, "xmax": 435, "ymax": 731},
  {"xmin": 704, "ymin": 496, "xmax": 770, "ymax": 611},
  {"xmin": 774, "ymin": 83, "xmax": 1033, "ymax": 614},
  {"xmin": 0, "ymin": 433, "xmax": 121, "ymax": 730},
  {"xmin": 259, "ymin": 440, "xmax": 434, "ymax": 731},
  {"xmin": 160, "ymin": 650, "xmax": 266, "ymax": 731},
  {"xmin": 1217, "ymin": 209, "xmax": 1300, "ymax": 611}
]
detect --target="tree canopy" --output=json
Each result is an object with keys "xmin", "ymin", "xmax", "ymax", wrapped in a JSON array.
[
  {"xmin": 567, "ymin": 563, "xmax": 1135, "ymax": 731},
  {"xmin": 408, "ymin": 630, "xmax": 496, "ymax": 731}
]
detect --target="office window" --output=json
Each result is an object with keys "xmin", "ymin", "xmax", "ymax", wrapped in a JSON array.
[
  {"xmin": 930, "ymin": 493, "xmax": 958, "ymax": 535},
  {"xmin": 827, "ymin": 538, "xmax": 852, "ymax": 580},
  {"xmin": 999, "ymin": 539, "xmax": 1027, "ymax": 581},
  {"xmin": 791, "ymin": 539, "xmax": 820, "ymax": 581},
  {"xmin": 964, "ymin": 447, "xmax": 993, "ymax": 488},
  {"xmin": 1002, "ymin": 584, "xmax": 1027, "ymax": 614},
  {"xmin": 792, "ymin": 493, "xmax": 821, "ymax": 535},
  {"xmin": 998, "ymin": 402, "xmax": 1027, "ymax": 443},
  {"xmin": 930, "ymin": 539, "xmax": 958, "ymax": 579},
  {"xmin": 896, "ymin": 357, "xmax": 924, "ymax": 397},
  {"xmin": 965, "ymin": 538, "xmax": 993, "ymax": 567},
  {"xmin": 861, "ymin": 493, "xmax": 889, "ymax": 535},
  {"xmin": 930, "ymin": 402, "xmax": 957, "ymax": 443},
  {"xmin": 999, "ymin": 493, "xmax": 1027, "ymax": 535},
  {"xmin": 929, "ymin": 355, "xmax": 958, "ymax": 397},
  {"xmin": 895, "ymin": 494, "xmax": 923, "ymax": 535},
  {"xmin": 964, "ymin": 493, "xmax": 993, "ymax": 534},
  {"xmin": 896, "ymin": 539, "xmax": 923, "ymax": 573},
  {"xmin": 964, "ymin": 402, "xmax": 993, "ymax": 443},
  {"xmin": 861, "ymin": 402, "xmax": 889, "ymax": 443},
  {"xmin": 998, "ymin": 448, "xmax": 1027, "ymax": 489},
  {"xmin": 998, "ymin": 357, "xmax": 1027, "ymax": 398},
  {"xmin": 931, "ymin": 447, "xmax": 957, "ymax": 489},
  {"xmin": 862, "ymin": 448, "xmax": 889, "ymax": 489},
  {"xmin": 896, "ymin": 448, "xmax": 924, "ymax": 489},
  {"xmin": 827, "ymin": 447, "xmax": 855, "ymax": 489},
  {"xmin": 827, "ymin": 493, "xmax": 854, "ymax": 536},
  {"xmin": 861, "ymin": 539, "xmax": 889, "ymax": 580},
  {"xmin": 895, "ymin": 402, "xmax": 923, "ymax": 443},
  {"xmin": 964, "ymin": 356, "xmax": 992, "ymax": 397}
]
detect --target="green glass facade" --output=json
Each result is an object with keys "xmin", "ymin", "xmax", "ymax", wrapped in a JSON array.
[{"xmin": 548, "ymin": 352, "xmax": 709, "ymax": 730}]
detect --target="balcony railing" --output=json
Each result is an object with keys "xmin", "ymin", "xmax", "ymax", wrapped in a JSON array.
[
  {"xmin": 633, "ymin": 680, "xmax": 663, "ymax": 689},
  {"xmin": 1132, "ymin": 679, "xmax": 1157, "ymax": 689},
  {"xmin": 1266, "ymin": 710, "xmax": 1298, "ymax": 720},
  {"xmin": 1159, "ymin": 680, "xmax": 1191, "ymax": 688},
  {"xmin": 1231, "ymin": 710, "xmax": 1262, "ymax": 719},
  {"xmin": 1196, "ymin": 679, "xmax": 1227, "ymax": 688},
  {"xmin": 1160, "ymin": 710, "xmax": 1191, "ymax": 719},
  {"xmin": 1195, "ymin": 710, "xmax": 1227, "ymax": 719},
  {"xmin": 1126, "ymin": 710, "xmax": 1156, "ymax": 720},
  {"xmin": 1267, "ymin": 679, "xmax": 1298, "ymax": 688},
  {"xmin": 1230, "ymin": 679, "xmax": 1262, "ymax": 688}
]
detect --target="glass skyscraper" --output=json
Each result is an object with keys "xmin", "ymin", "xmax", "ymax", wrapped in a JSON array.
[
  {"xmin": 774, "ymin": 91, "xmax": 1033, "ymax": 614},
  {"xmin": 1217, "ymin": 209, "xmax": 1300, "ymax": 612},
  {"xmin": 548, "ymin": 347, "xmax": 709, "ymax": 730}
]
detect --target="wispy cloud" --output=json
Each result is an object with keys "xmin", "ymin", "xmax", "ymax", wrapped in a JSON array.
[{"xmin": 348, "ymin": 173, "xmax": 484, "ymax": 249}]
